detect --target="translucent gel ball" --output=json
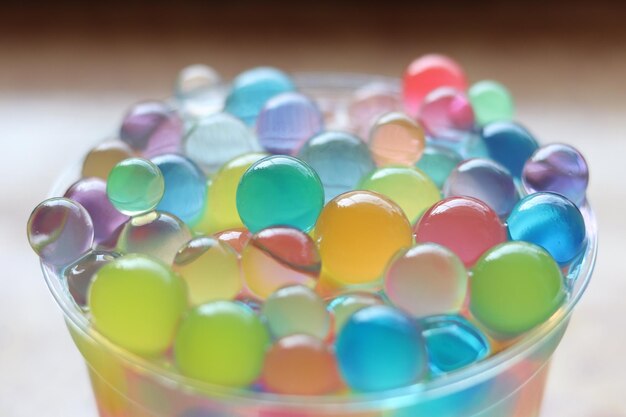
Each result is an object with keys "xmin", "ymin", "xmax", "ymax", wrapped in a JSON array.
[
  {"xmin": 261, "ymin": 285, "xmax": 330, "ymax": 340},
  {"xmin": 119, "ymin": 101, "xmax": 183, "ymax": 158},
  {"xmin": 336, "ymin": 305, "xmax": 427, "ymax": 391},
  {"xmin": 522, "ymin": 143, "xmax": 589, "ymax": 206},
  {"xmin": 444, "ymin": 158, "xmax": 519, "ymax": 218},
  {"xmin": 414, "ymin": 196, "xmax": 507, "ymax": 267},
  {"xmin": 173, "ymin": 236, "xmax": 241, "ymax": 305},
  {"xmin": 468, "ymin": 80, "xmax": 514, "ymax": 126},
  {"xmin": 507, "ymin": 192, "xmax": 586, "ymax": 264},
  {"xmin": 242, "ymin": 227, "xmax": 321, "ymax": 299},
  {"xmin": 359, "ymin": 166, "xmax": 441, "ymax": 224},
  {"xmin": 106, "ymin": 158, "xmax": 165, "ymax": 216},
  {"xmin": 196, "ymin": 152, "xmax": 267, "ymax": 234},
  {"xmin": 262, "ymin": 334, "xmax": 342, "ymax": 395},
  {"xmin": 470, "ymin": 241, "xmax": 565, "ymax": 336},
  {"xmin": 214, "ymin": 228, "xmax": 252, "ymax": 255},
  {"xmin": 184, "ymin": 112, "xmax": 260, "ymax": 174},
  {"xmin": 298, "ymin": 131, "xmax": 376, "ymax": 202},
  {"xmin": 236, "ymin": 155, "xmax": 324, "ymax": 233},
  {"xmin": 314, "ymin": 191, "xmax": 413, "ymax": 285},
  {"xmin": 327, "ymin": 292, "xmax": 384, "ymax": 334},
  {"xmin": 418, "ymin": 87, "xmax": 475, "ymax": 141},
  {"xmin": 421, "ymin": 315, "xmax": 490, "ymax": 375},
  {"xmin": 402, "ymin": 54, "xmax": 468, "ymax": 118},
  {"xmin": 174, "ymin": 301, "xmax": 270, "ymax": 387},
  {"xmin": 256, "ymin": 92, "xmax": 324, "ymax": 155},
  {"xmin": 348, "ymin": 82, "xmax": 402, "ymax": 140},
  {"xmin": 65, "ymin": 178, "xmax": 129, "ymax": 245},
  {"xmin": 481, "ymin": 121, "xmax": 539, "ymax": 178},
  {"xmin": 116, "ymin": 212, "xmax": 192, "ymax": 265},
  {"xmin": 152, "ymin": 153, "xmax": 207, "ymax": 225},
  {"xmin": 384, "ymin": 243, "xmax": 467, "ymax": 318},
  {"xmin": 89, "ymin": 254, "xmax": 188, "ymax": 356},
  {"xmin": 224, "ymin": 67, "xmax": 295, "ymax": 126},
  {"xmin": 27, "ymin": 198, "xmax": 94, "ymax": 267},
  {"xmin": 64, "ymin": 250, "xmax": 120, "ymax": 308},
  {"xmin": 368, "ymin": 112, "xmax": 425, "ymax": 166},
  {"xmin": 415, "ymin": 144, "xmax": 462, "ymax": 188},
  {"xmin": 175, "ymin": 64, "xmax": 222, "ymax": 118},
  {"xmin": 82, "ymin": 140, "xmax": 134, "ymax": 180}
]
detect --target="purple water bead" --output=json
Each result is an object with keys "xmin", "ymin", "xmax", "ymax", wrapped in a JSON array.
[
  {"xmin": 65, "ymin": 250, "xmax": 120, "ymax": 308},
  {"xmin": 64, "ymin": 178, "xmax": 130, "ymax": 245},
  {"xmin": 522, "ymin": 143, "xmax": 589, "ymax": 206}
]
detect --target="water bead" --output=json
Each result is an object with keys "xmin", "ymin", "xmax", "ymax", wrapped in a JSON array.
[
  {"xmin": 522, "ymin": 143, "xmax": 589, "ymax": 206},
  {"xmin": 348, "ymin": 82, "xmax": 401, "ymax": 139},
  {"xmin": 262, "ymin": 334, "xmax": 341, "ymax": 395},
  {"xmin": 481, "ymin": 121, "xmax": 539, "ymax": 178},
  {"xmin": 384, "ymin": 243, "xmax": 467, "ymax": 318},
  {"xmin": 89, "ymin": 254, "xmax": 188, "ymax": 356},
  {"xmin": 298, "ymin": 131, "xmax": 376, "ymax": 202},
  {"xmin": 368, "ymin": 112, "xmax": 425, "ymax": 166},
  {"xmin": 236, "ymin": 155, "xmax": 324, "ymax": 233},
  {"xmin": 119, "ymin": 101, "xmax": 183, "ymax": 158},
  {"xmin": 315, "ymin": 191, "xmax": 413, "ymax": 285},
  {"xmin": 241, "ymin": 227, "xmax": 321, "ymax": 299},
  {"xmin": 82, "ymin": 140, "xmax": 134, "ymax": 180},
  {"xmin": 444, "ymin": 158, "xmax": 519, "ymax": 218},
  {"xmin": 359, "ymin": 166, "xmax": 440, "ymax": 223},
  {"xmin": 507, "ymin": 192, "xmax": 586, "ymax": 264},
  {"xmin": 421, "ymin": 315, "xmax": 490, "ymax": 375},
  {"xmin": 173, "ymin": 236, "xmax": 241, "ymax": 305},
  {"xmin": 418, "ymin": 87, "xmax": 475, "ymax": 141},
  {"xmin": 256, "ymin": 92, "xmax": 324, "ymax": 155},
  {"xmin": 174, "ymin": 301, "xmax": 270, "ymax": 387},
  {"xmin": 175, "ymin": 64, "xmax": 222, "ymax": 118},
  {"xmin": 27, "ymin": 198, "xmax": 94, "ymax": 267},
  {"xmin": 214, "ymin": 228, "xmax": 252, "ymax": 254},
  {"xmin": 468, "ymin": 80, "xmax": 514, "ymax": 125},
  {"xmin": 64, "ymin": 177, "xmax": 129, "ymax": 244},
  {"xmin": 106, "ymin": 158, "xmax": 165, "ymax": 216},
  {"xmin": 116, "ymin": 212, "xmax": 193, "ymax": 264},
  {"xmin": 184, "ymin": 112, "xmax": 260, "ymax": 174},
  {"xmin": 224, "ymin": 67, "xmax": 295, "ymax": 126},
  {"xmin": 470, "ymin": 241, "xmax": 565, "ymax": 336},
  {"xmin": 64, "ymin": 250, "xmax": 120, "ymax": 308},
  {"xmin": 402, "ymin": 54, "xmax": 468, "ymax": 117},
  {"xmin": 336, "ymin": 305, "xmax": 427, "ymax": 391},
  {"xmin": 261, "ymin": 285, "xmax": 330, "ymax": 340},
  {"xmin": 415, "ymin": 144, "xmax": 462, "ymax": 188},
  {"xmin": 152, "ymin": 154, "xmax": 207, "ymax": 225},
  {"xmin": 327, "ymin": 292, "xmax": 384, "ymax": 334},
  {"xmin": 414, "ymin": 196, "xmax": 507, "ymax": 267}
]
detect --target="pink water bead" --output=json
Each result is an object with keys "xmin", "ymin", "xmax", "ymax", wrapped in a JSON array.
[
  {"xmin": 419, "ymin": 88, "xmax": 475, "ymax": 141},
  {"xmin": 348, "ymin": 82, "xmax": 401, "ymax": 140}
]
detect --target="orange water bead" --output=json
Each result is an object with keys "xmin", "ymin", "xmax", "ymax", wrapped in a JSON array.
[{"xmin": 368, "ymin": 112, "xmax": 425, "ymax": 166}]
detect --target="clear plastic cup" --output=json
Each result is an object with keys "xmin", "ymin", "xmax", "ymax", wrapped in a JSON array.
[{"xmin": 42, "ymin": 73, "xmax": 598, "ymax": 417}]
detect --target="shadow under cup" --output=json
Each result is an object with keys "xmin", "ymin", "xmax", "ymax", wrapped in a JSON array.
[{"xmin": 42, "ymin": 73, "xmax": 598, "ymax": 417}]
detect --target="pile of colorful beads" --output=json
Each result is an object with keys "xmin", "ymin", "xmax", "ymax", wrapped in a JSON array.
[{"xmin": 27, "ymin": 55, "xmax": 590, "ymax": 395}]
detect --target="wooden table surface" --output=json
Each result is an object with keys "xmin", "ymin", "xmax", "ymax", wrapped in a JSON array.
[{"xmin": 0, "ymin": 3, "xmax": 625, "ymax": 416}]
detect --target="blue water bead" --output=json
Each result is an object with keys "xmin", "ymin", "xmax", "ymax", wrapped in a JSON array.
[
  {"xmin": 421, "ymin": 315, "xmax": 490, "ymax": 376},
  {"xmin": 152, "ymin": 154, "xmax": 207, "ymax": 225},
  {"xmin": 256, "ymin": 92, "xmax": 324, "ymax": 155},
  {"xmin": 481, "ymin": 121, "xmax": 538, "ymax": 178},
  {"xmin": 224, "ymin": 67, "xmax": 295, "ymax": 126},
  {"xmin": 507, "ymin": 192, "xmax": 586, "ymax": 264},
  {"xmin": 298, "ymin": 131, "xmax": 375, "ymax": 202},
  {"xmin": 336, "ymin": 305, "xmax": 427, "ymax": 392},
  {"xmin": 416, "ymin": 144, "xmax": 462, "ymax": 188}
]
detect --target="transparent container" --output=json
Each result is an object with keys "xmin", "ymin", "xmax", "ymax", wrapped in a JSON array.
[{"xmin": 42, "ymin": 73, "xmax": 598, "ymax": 417}]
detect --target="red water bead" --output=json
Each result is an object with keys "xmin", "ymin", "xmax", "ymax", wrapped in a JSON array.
[
  {"xmin": 214, "ymin": 228, "xmax": 252, "ymax": 254},
  {"xmin": 402, "ymin": 54, "xmax": 468, "ymax": 118},
  {"xmin": 414, "ymin": 197, "xmax": 506, "ymax": 267}
]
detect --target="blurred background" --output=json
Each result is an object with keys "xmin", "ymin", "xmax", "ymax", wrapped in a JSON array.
[{"xmin": 1, "ymin": 1, "xmax": 625, "ymax": 416}]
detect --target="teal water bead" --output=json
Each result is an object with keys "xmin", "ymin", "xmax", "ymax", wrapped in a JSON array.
[
  {"xmin": 336, "ymin": 305, "xmax": 428, "ymax": 392},
  {"xmin": 224, "ymin": 67, "xmax": 295, "ymax": 126},
  {"xmin": 236, "ymin": 155, "xmax": 324, "ymax": 233},
  {"xmin": 107, "ymin": 158, "xmax": 165, "ymax": 216},
  {"xmin": 298, "ymin": 131, "xmax": 376, "ymax": 202},
  {"xmin": 416, "ymin": 144, "xmax": 462, "ymax": 188},
  {"xmin": 481, "ymin": 121, "xmax": 538, "ymax": 178},
  {"xmin": 468, "ymin": 80, "xmax": 515, "ymax": 125}
]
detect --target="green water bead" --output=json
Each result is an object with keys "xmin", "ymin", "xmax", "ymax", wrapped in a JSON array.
[
  {"xmin": 107, "ymin": 158, "xmax": 165, "ymax": 216},
  {"xmin": 470, "ymin": 241, "xmax": 565, "ymax": 337},
  {"xmin": 88, "ymin": 254, "xmax": 188, "ymax": 356},
  {"xmin": 174, "ymin": 301, "xmax": 270, "ymax": 387},
  {"xmin": 468, "ymin": 80, "xmax": 515, "ymax": 126}
]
